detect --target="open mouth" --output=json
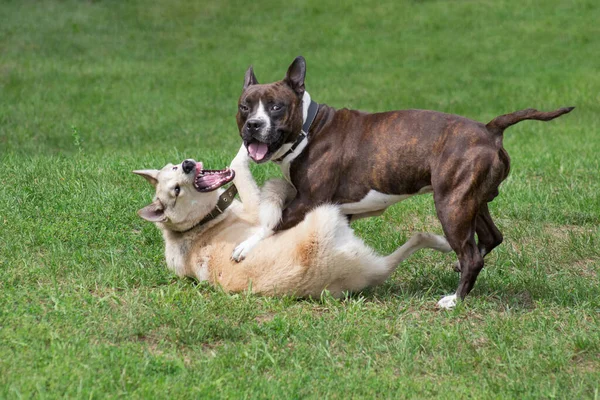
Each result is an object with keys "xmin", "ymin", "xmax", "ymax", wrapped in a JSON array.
[
  {"xmin": 193, "ymin": 162, "xmax": 235, "ymax": 192},
  {"xmin": 246, "ymin": 139, "xmax": 271, "ymax": 163}
]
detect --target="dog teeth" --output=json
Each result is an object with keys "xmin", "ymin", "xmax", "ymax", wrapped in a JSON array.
[{"xmin": 199, "ymin": 168, "xmax": 230, "ymax": 177}]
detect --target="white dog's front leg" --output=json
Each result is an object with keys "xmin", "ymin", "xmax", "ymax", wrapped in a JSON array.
[
  {"xmin": 230, "ymin": 145, "xmax": 260, "ymax": 214},
  {"xmin": 232, "ymin": 179, "xmax": 294, "ymax": 262},
  {"xmin": 231, "ymin": 227, "xmax": 272, "ymax": 262}
]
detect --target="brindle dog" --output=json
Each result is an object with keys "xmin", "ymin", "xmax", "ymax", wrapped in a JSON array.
[{"xmin": 235, "ymin": 56, "xmax": 574, "ymax": 308}]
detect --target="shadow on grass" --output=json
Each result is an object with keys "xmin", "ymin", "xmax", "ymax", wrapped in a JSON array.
[
  {"xmin": 365, "ymin": 264, "xmax": 600, "ymax": 311},
  {"xmin": 164, "ymin": 238, "xmax": 600, "ymax": 313}
]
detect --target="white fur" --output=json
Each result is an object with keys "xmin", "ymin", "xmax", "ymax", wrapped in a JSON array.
[
  {"xmin": 341, "ymin": 191, "xmax": 412, "ymax": 215},
  {"xmin": 230, "ymin": 145, "xmax": 260, "ymax": 214},
  {"xmin": 270, "ymin": 143, "xmax": 293, "ymax": 161},
  {"xmin": 164, "ymin": 231, "xmax": 191, "ymax": 277},
  {"xmin": 232, "ymin": 226, "xmax": 271, "ymax": 261},
  {"xmin": 249, "ymin": 100, "xmax": 271, "ymax": 141},
  {"xmin": 341, "ymin": 186, "xmax": 433, "ymax": 216},
  {"xmin": 232, "ymin": 93, "xmax": 314, "ymax": 258},
  {"xmin": 232, "ymin": 179, "xmax": 295, "ymax": 261},
  {"xmin": 301, "ymin": 91, "xmax": 311, "ymax": 123},
  {"xmin": 231, "ymin": 149, "xmax": 278, "ymax": 261},
  {"xmin": 270, "ymin": 91, "xmax": 312, "ymax": 182},
  {"xmin": 194, "ymin": 255, "xmax": 210, "ymax": 281},
  {"xmin": 437, "ymin": 294, "xmax": 458, "ymax": 309},
  {"xmin": 136, "ymin": 156, "xmax": 451, "ymax": 298},
  {"xmin": 278, "ymin": 138, "xmax": 308, "ymax": 184}
]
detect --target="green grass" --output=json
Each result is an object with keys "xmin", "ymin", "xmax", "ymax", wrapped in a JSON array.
[{"xmin": 1, "ymin": 0, "xmax": 599, "ymax": 398}]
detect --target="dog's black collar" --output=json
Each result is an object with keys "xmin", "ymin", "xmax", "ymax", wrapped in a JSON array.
[
  {"xmin": 273, "ymin": 100, "xmax": 319, "ymax": 163},
  {"xmin": 181, "ymin": 184, "xmax": 238, "ymax": 233}
]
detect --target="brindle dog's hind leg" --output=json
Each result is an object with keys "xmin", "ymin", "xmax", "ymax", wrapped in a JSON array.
[
  {"xmin": 475, "ymin": 202, "xmax": 503, "ymax": 259},
  {"xmin": 435, "ymin": 193, "xmax": 484, "ymax": 309},
  {"xmin": 432, "ymin": 152, "xmax": 502, "ymax": 308},
  {"xmin": 453, "ymin": 202, "xmax": 503, "ymax": 272}
]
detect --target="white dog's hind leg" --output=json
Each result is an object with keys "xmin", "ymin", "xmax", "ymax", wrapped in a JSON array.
[
  {"xmin": 380, "ymin": 233, "xmax": 459, "ymax": 309},
  {"xmin": 384, "ymin": 233, "xmax": 452, "ymax": 268},
  {"xmin": 232, "ymin": 179, "xmax": 296, "ymax": 262},
  {"xmin": 230, "ymin": 145, "xmax": 261, "ymax": 214},
  {"xmin": 365, "ymin": 232, "xmax": 451, "ymax": 286}
]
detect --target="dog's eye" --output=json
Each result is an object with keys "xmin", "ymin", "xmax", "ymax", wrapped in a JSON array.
[
  {"xmin": 174, "ymin": 185, "xmax": 180, "ymax": 196},
  {"xmin": 271, "ymin": 104, "xmax": 282, "ymax": 112},
  {"xmin": 239, "ymin": 104, "xmax": 249, "ymax": 113}
]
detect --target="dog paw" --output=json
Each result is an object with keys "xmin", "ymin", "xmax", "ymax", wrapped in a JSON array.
[
  {"xmin": 231, "ymin": 237, "xmax": 259, "ymax": 262},
  {"xmin": 231, "ymin": 243, "xmax": 248, "ymax": 262},
  {"xmin": 437, "ymin": 294, "xmax": 457, "ymax": 309}
]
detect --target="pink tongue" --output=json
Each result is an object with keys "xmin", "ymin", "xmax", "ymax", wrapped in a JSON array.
[{"xmin": 248, "ymin": 142, "xmax": 268, "ymax": 161}]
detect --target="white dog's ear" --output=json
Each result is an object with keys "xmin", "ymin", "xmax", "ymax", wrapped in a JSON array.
[
  {"xmin": 133, "ymin": 169, "xmax": 159, "ymax": 186},
  {"xmin": 138, "ymin": 200, "xmax": 167, "ymax": 222}
]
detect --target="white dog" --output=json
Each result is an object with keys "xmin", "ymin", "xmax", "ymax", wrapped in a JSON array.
[{"xmin": 134, "ymin": 147, "xmax": 451, "ymax": 298}]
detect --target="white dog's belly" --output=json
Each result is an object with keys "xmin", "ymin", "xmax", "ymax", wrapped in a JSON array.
[{"xmin": 340, "ymin": 186, "xmax": 432, "ymax": 215}]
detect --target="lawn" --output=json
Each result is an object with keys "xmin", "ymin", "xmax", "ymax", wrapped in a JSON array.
[{"xmin": 1, "ymin": 0, "xmax": 599, "ymax": 398}]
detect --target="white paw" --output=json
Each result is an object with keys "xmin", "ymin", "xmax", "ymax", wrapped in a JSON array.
[
  {"xmin": 231, "ymin": 237, "xmax": 259, "ymax": 262},
  {"xmin": 437, "ymin": 294, "xmax": 458, "ymax": 309}
]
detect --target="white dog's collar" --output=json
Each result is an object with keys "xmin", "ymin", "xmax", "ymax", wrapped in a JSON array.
[{"xmin": 180, "ymin": 184, "xmax": 237, "ymax": 233}]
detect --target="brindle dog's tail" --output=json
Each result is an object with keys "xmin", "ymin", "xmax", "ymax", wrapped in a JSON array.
[{"xmin": 486, "ymin": 106, "xmax": 575, "ymax": 135}]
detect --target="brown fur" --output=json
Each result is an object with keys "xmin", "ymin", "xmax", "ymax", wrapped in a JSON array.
[{"xmin": 236, "ymin": 56, "xmax": 574, "ymax": 304}]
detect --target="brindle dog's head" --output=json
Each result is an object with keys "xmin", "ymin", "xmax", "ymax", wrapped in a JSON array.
[{"xmin": 236, "ymin": 56, "xmax": 307, "ymax": 163}]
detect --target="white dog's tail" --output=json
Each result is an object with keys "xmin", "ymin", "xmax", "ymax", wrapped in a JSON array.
[{"xmin": 383, "ymin": 233, "xmax": 452, "ymax": 271}]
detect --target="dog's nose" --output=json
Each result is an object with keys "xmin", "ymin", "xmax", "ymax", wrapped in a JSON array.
[
  {"xmin": 246, "ymin": 119, "xmax": 264, "ymax": 133},
  {"xmin": 182, "ymin": 159, "xmax": 196, "ymax": 174}
]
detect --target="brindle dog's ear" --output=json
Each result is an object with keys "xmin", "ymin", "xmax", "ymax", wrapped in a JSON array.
[
  {"xmin": 138, "ymin": 199, "xmax": 167, "ymax": 222},
  {"xmin": 243, "ymin": 65, "xmax": 259, "ymax": 89},
  {"xmin": 133, "ymin": 169, "xmax": 159, "ymax": 186},
  {"xmin": 284, "ymin": 56, "xmax": 306, "ymax": 97}
]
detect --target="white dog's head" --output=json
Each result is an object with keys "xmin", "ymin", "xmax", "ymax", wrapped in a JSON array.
[{"xmin": 134, "ymin": 159, "xmax": 235, "ymax": 232}]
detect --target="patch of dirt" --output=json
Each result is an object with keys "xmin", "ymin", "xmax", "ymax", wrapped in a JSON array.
[
  {"xmin": 572, "ymin": 258, "xmax": 599, "ymax": 278},
  {"xmin": 462, "ymin": 291, "xmax": 537, "ymax": 313},
  {"xmin": 310, "ymin": 305, "xmax": 331, "ymax": 315},
  {"xmin": 254, "ymin": 312, "xmax": 275, "ymax": 324},
  {"xmin": 570, "ymin": 353, "xmax": 600, "ymax": 374},
  {"xmin": 134, "ymin": 332, "xmax": 163, "ymax": 356},
  {"xmin": 543, "ymin": 224, "xmax": 596, "ymax": 241},
  {"xmin": 199, "ymin": 341, "xmax": 223, "ymax": 359}
]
